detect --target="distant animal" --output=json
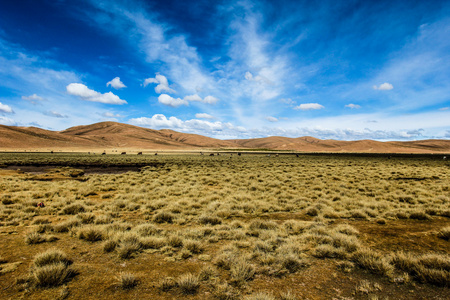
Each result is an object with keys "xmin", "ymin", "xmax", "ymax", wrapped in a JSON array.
[
  {"xmin": 296, "ymin": 154, "xmax": 299, "ymax": 158},
  {"xmin": 237, "ymin": 153, "xmax": 241, "ymax": 156},
  {"xmin": 137, "ymin": 152, "xmax": 143, "ymax": 155},
  {"xmin": 101, "ymin": 152, "xmax": 106, "ymax": 155},
  {"xmin": 209, "ymin": 153, "xmax": 214, "ymax": 156},
  {"xmin": 121, "ymin": 152, "xmax": 126, "ymax": 155},
  {"xmin": 50, "ymin": 150, "xmax": 54, "ymax": 154},
  {"xmin": 444, "ymin": 156, "xmax": 447, "ymax": 160},
  {"xmin": 155, "ymin": 153, "xmax": 158, "ymax": 156},
  {"xmin": 200, "ymin": 152, "xmax": 203, "ymax": 155},
  {"xmin": 267, "ymin": 154, "xmax": 271, "ymax": 157}
]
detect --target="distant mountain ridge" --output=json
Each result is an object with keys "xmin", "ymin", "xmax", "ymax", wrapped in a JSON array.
[{"xmin": 0, "ymin": 121, "xmax": 449, "ymax": 153}]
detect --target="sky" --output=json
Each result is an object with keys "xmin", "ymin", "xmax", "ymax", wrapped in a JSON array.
[{"xmin": 0, "ymin": 0, "xmax": 449, "ymax": 141}]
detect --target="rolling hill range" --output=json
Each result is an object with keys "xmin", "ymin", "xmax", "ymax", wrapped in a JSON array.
[{"xmin": 0, "ymin": 122, "xmax": 449, "ymax": 153}]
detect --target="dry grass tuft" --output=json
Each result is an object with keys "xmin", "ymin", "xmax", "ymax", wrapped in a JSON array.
[
  {"xmin": 177, "ymin": 273, "xmax": 200, "ymax": 294},
  {"xmin": 117, "ymin": 272, "xmax": 139, "ymax": 289}
]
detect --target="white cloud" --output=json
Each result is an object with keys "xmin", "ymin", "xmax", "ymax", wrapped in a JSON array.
[
  {"xmin": 66, "ymin": 83, "xmax": 127, "ymax": 105},
  {"xmin": 158, "ymin": 94, "xmax": 188, "ymax": 107},
  {"xmin": 203, "ymin": 96, "xmax": 219, "ymax": 104},
  {"xmin": 345, "ymin": 104, "xmax": 361, "ymax": 109},
  {"xmin": 44, "ymin": 111, "xmax": 68, "ymax": 118},
  {"xmin": 183, "ymin": 94, "xmax": 219, "ymax": 104},
  {"xmin": 0, "ymin": 116, "xmax": 16, "ymax": 125},
  {"xmin": 0, "ymin": 102, "xmax": 14, "ymax": 113},
  {"xmin": 195, "ymin": 113, "xmax": 214, "ymax": 119},
  {"xmin": 265, "ymin": 116, "xmax": 278, "ymax": 122},
  {"xmin": 439, "ymin": 107, "xmax": 449, "ymax": 111},
  {"xmin": 106, "ymin": 77, "xmax": 126, "ymax": 89},
  {"xmin": 184, "ymin": 94, "xmax": 203, "ymax": 102},
  {"xmin": 294, "ymin": 103, "xmax": 324, "ymax": 111},
  {"xmin": 22, "ymin": 94, "xmax": 44, "ymax": 103},
  {"xmin": 102, "ymin": 112, "xmax": 123, "ymax": 118},
  {"xmin": 143, "ymin": 74, "xmax": 176, "ymax": 94},
  {"xmin": 129, "ymin": 114, "xmax": 239, "ymax": 137},
  {"xmin": 373, "ymin": 82, "xmax": 394, "ymax": 90}
]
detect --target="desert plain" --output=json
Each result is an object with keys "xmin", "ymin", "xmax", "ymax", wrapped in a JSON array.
[{"xmin": 0, "ymin": 122, "xmax": 449, "ymax": 300}]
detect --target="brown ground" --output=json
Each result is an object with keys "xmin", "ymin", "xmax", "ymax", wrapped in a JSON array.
[
  {"xmin": 1, "ymin": 121, "xmax": 450, "ymax": 153},
  {"xmin": 0, "ymin": 155, "xmax": 449, "ymax": 299}
]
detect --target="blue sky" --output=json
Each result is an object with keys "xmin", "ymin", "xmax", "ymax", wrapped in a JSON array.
[{"xmin": 0, "ymin": 0, "xmax": 449, "ymax": 140}]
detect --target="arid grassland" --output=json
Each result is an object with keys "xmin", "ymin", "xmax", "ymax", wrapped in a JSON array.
[{"xmin": 0, "ymin": 153, "xmax": 449, "ymax": 300}]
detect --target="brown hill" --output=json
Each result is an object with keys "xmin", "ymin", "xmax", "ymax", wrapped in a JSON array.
[
  {"xmin": 1, "ymin": 122, "xmax": 449, "ymax": 153},
  {"xmin": 0, "ymin": 122, "xmax": 239, "ymax": 151},
  {"xmin": 228, "ymin": 136, "xmax": 450, "ymax": 153}
]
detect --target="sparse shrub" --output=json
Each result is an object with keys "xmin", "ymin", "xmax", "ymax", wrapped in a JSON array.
[
  {"xmin": 61, "ymin": 204, "xmax": 86, "ymax": 215},
  {"xmin": 77, "ymin": 225, "xmax": 104, "ymax": 242},
  {"xmin": 31, "ymin": 249, "xmax": 76, "ymax": 288},
  {"xmin": 25, "ymin": 232, "xmax": 46, "ymax": 244},
  {"xmin": 230, "ymin": 259, "xmax": 255, "ymax": 284},
  {"xmin": 199, "ymin": 214, "xmax": 222, "ymax": 225},
  {"xmin": 177, "ymin": 273, "xmax": 200, "ymax": 295},
  {"xmin": 280, "ymin": 254, "xmax": 306, "ymax": 273},
  {"xmin": 141, "ymin": 237, "xmax": 166, "ymax": 249},
  {"xmin": 167, "ymin": 235, "xmax": 183, "ymax": 248},
  {"xmin": 117, "ymin": 272, "xmax": 138, "ymax": 289},
  {"xmin": 409, "ymin": 211, "xmax": 431, "ymax": 220},
  {"xmin": 199, "ymin": 265, "xmax": 216, "ymax": 281},
  {"xmin": 103, "ymin": 239, "xmax": 118, "ymax": 253},
  {"xmin": 53, "ymin": 219, "xmax": 80, "ymax": 233},
  {"xmin": 352, "ymin": 248, "xmax": 394, "ymax": 276},
  {"xmin": 135, "ymin": 223, "xmax": 161, "ymax": 236},
  {"xmin": 159, "ymin": 277, "xmax": 176, "ymax": 292},
  {"xmin": 280, "ymin": 291, "xmax": 298, "ymax": 300},
  {"xmin": 248, "ymin": 219, "xmax": 277, "ymax": 231},
  {"xmin": 76, "ymin": 213, "xmax": 95, "ymax": 224},
  {"xmin": 153, "ymin": 211, "xmax": 174, "ymax": 223},
  {"xmin": 34, "ymin": 249, "xmax": 71, "ymax": 268},
  {"xmin": 305, "ymin": 207, "xmax": 318, "ymax": 217},
  {"xmin": 32, "ymin": 262, "xmax": 76, "ymax": 287},
  {"xmin": 184, "ymin": 239, "xmax": 203, "ymax": 254},
  {"xmin": 244, "ymin": 292, "xmax": 275, "ymax": 300}
]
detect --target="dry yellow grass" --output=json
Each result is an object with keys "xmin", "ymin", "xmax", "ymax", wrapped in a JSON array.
[{"xmin": 0, "ymin": 153, "xmax": 449, "ymax": 299}]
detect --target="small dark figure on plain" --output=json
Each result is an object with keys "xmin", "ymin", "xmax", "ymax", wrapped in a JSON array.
[
  {"xmin": 121, "ymin": 152, "xmax": 126, "ymax": 155},
  {"xmin": 50, "ymin": 150, "xmax": 54, "ymax": 154},
  {"xmin": 137, "ymin": 152, "xmax": 143, "ymax": 155},
  {"xmin": 238, "ymin": 152, "xmax": 241, "ymax": 156},
  {"xmin": 102, "ymin": 152, "xmax": 106, "ymax": 155},
  {"xmin": 155, "ymin": 153, "xmax": 158, "ymax": 156},
  {"xmin": 209, "ymin": 153, "xmax": 214, "ymax": 156}
]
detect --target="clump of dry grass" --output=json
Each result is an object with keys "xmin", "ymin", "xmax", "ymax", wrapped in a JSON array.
[
  {"xmin": 61, "ymin": 203, "xmax": 86, "ymax": 215},
  {"xmin": 31, "ymin": 249, "xmax": 76, "ymax": 288},
  {"xmin": 25, "ymin": 232, "xmax": 58, "ymax": 244},
  {"xmin": 76, "ymin": 225, "xmax": 105, "ymax": 242},
  {"xmin": 352, "ymin": 248, "xmax": 394, "ymax": 277},
  {"xmin": 244, "ymin": 292, "xmax": 275, "ymax": 300},
  {"xmin": 437, "ymin": 226, "xmax": 450, "ymax": 241},
  {"xmin": 177, "ymin": 273, "xmax": 200, "ymax": 295},
  {"xmin": 391, "ymin": 252, "xmax": 450, "ymax": 286},
  {"xmin": 117, "ymin": 272, "xmax": 139, "ymax": 289},
  {"xmin": 152, "ymin": 211, "xmax": 174, "ymax": 223}
]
